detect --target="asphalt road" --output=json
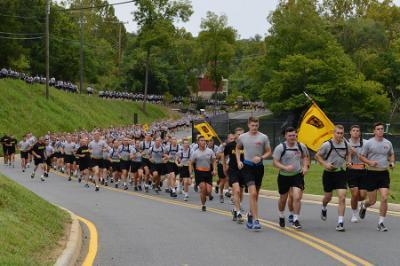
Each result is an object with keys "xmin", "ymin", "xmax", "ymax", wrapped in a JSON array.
[{"xmin": 2, "ymin": 161, "xmax": 399, "ymax": 266}]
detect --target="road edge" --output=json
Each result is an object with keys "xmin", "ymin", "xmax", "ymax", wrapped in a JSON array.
[{"xmin": 54, "ymin": 207, "xmax": 82, "ymax": 266}]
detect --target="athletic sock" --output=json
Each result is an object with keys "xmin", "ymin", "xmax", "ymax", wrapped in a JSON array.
[
  {"xmin": 379, "ymin": 216, "xmax": 385, "ymax": 224},
  {"xmin": 293, "ymin": 214, "xmax": 299, "ymax": 222},
  {"xmin": 352, "ymin": 209, "xmax": 358, "ymax": 215},
  {"xmin": 322, "ymin": 205, "xmax": 327, "ymax": 211},
  {"xmin": 279, "ymin": 211, "xmax": 285, "ymax": 218},
  {"xmin": 338, "ymin": 216, "xmax": 344, "ymax": 224}
]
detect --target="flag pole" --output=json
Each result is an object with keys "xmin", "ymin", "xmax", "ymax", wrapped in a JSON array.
[{"xmin": 303, "ymin": 91, "xmax": 314, "ymax": 102}]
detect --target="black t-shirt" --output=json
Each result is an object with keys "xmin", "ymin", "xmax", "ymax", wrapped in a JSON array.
[
  {"xmin": 32, "ymin": 142, "xmax": 46, "ymax": 158},
  {"xmin": 224, "ymin": 141, "xmax": 244, "ymax": 170},
  {"xmin": 77, "ymin": 145, "xmax": 91, "ymax": 159},
  {"xmin": 10, "ymin": 138, "xmax": 17, "ymax": 148},
  {"xmin": 1, "ymin": 136, "xmax": 11, "ymax": 147}
]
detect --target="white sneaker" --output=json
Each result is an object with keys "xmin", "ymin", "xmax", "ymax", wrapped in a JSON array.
[
  {"xmin": 351, "ymin": 215, "xmax": 359, "ymax": 223},
  {"xmin": 184, "ymin": 195, "xmax": 188, "ymax": 201}
]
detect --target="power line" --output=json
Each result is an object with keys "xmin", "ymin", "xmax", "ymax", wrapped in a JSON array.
[
  {"xmin": 0, "ymin": 36, "xmax": 43, "ymax": 40},
  {"xmin": 0, "ymin": 31, "xmax": 44, "ymax": 36},
  {"xmin": 55, "ymin": 0, "xmax": 135, "ymax": 12},
  {"xmin": 0, "ymin": 12, "xmax": 41, "ymax": 19}
]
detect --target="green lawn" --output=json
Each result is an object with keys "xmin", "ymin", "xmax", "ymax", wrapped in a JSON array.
[
  {"xmin": 0, "ymin": 79, "xmax": 179, "ymax": 139},
  {"xmin": 261, "ymin": 161, "xmax": 400, "ymax": 204},
  {"xmin": 0, "ymin": 175, "xmax": 69, "ymax": 265}
]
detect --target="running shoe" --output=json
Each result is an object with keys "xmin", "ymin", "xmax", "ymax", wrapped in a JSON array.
[
  {"xmin": 335, "ymin": 223, "xmax": 345, "ymax": 232},
  {"xmin": 292, "ymin": 220, "xmax": 302, "ymax": 230},
  {"xmin": 359, "ymin": 202, "xmax": 367, "ymax": 219},
  {"xmin": 351, "ymin": 215, "xmax": 359, "ymax": 223},
  {"xmin": 288, "ymin": 214, "xmax": 294, "ymax": 224},
  {"xmin": 202, "ymin": 205, "xmax": 206, "ymax": 212},
  {"xmin": 321, "ymin": 209, "xmax": 327, "ymax": 221},
  {"xmin": 219, "ymin": 195, "xmax": 224, "ymax": 203},
  {"xmin": 279, "ymin": 217, "xmax": 285, "ymax": 228},
  {"xmin": 215, "ymin": 186, "xmax": 219, "ymax": 194},
  {"xmin": 95, "ymin": 186, "xmax": 99, "ymax": 192},
  {"xmin": 377, "ymin": 223, "xmax": 388, "ymax": 232},
  {"xmin": 237, "ymin": 213, "xmax": 244, "ymax": 224},
  {"xmin": 232, "ymin": 210, "xmax": 238, "ymax": 221},
  {"xmin": 253, "ymin": 220, "xmax": 261, "ymax": 231}
]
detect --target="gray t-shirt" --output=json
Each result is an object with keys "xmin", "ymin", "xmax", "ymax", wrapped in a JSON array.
[
  {"xmin": 237, "ymin": 132, "xmax": 270, "ymax": 164},
  {"xmin": 108, "ymin": 148, "xmax": 121, "ymax": 162},
  {"xmin": 88, "ymin": 140, "xmax": 107, "ymax": 159},
  {"xmin": 348, "ymin": 138, "xmax": 367, "ymax": 164},
  {"xmin": 165, "ymin": 144, "xmax": 180, "ymax": 162},
  {"xmin": 272, "ymin": 142, "xmax": 308, "ymax": 175},
  {"xmin": 361, "ymin": 138, "xmax": 394, "ymax": 169},
  {"xmin": 177, "ymin": 148, "xmax": 192, "ymax": 166},
  {"xmin": 190, "ymin": 148, "xmax": 216, "ymax": 170},
  {"xmin": 318, "ymin": 139, "xmax": 350, "ymax": 169},
  {"xmin": 140, "ymin": 141, "xmax": 154, "ymax": 159},
  {"xmin": 149, "ymin": 145, "xmax": 165, "ymax": 164},
  {"xmin": 118, "ymin": 144, "xmax": 134, "ymax": 161},
  {"xmin": 63, "ymin": 142, "xmax": 76, "ymax": 155},
  {"xmin": 18, "ymin": 140, "xmax": 31, "ymax": 152}
]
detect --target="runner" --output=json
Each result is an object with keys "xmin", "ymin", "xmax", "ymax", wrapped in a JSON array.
[
  {"xmin": 18, "ymin": 134, "xmax": 31, "ymax": 172},
  {"xmin": 76, "ymin": 138, "xmax": 92, "ymax": 188},
  {"xmin": 359, "ymin": 122, "xmax": 395, "ymax": 231},
  {"xmin": 63, "ymin": 134, "xmax": 76, "ymax": 181},
  {"xmin": 44, "ymin": 138, "xmax": 55, "ymax": 178},
  {"xmin": 347, "ymin": 125, "xmax": 368, "ymax": 223},
  {"xmin": 189, "ymin": 135, "xmax": 217, "ymax": 211},
  {"xmin": 30, "ymin": 137, "xmax": 47, "ymax": 182},
  {"xmin": 140, "ymin": 133, "xmax": 154, "ymax": 192},
  {"xmin": 131, "ymin": 140, "xmax": 144, "ymax": 191},
  {"xmin": 236, "ymin": 116, "xmax": 271, "ymax": 231},
  {"xmin": 165, "ymin": 137, "xmax": 180, "ymax": 197},
  {"xmin": 315, "ymin": 125, "xmax": 352, "ymax": 232},
  {"xmin": 0, "ymin": 133, "xmax": 10, "ymax": 165},
  {"xmin": 109, "ymin": 140, "xmax": 121, "ymax": 188},
  {"xmin": 118, "ymin": 138, "xmax": 133, "ymax": 190},
  {"xmin": 223, "ymin": 129, "xmax": 245, "ymax": 223},
  {"xmin": 148, "ymin": 137, "xmax": 167, "ymax": 194},
  {"xmin": 88, "ymin": 131, "xmax": 108, "ymax": 191},
  {"xmin": 272, "ymin": 127, "xmax": 309, "ymax": 229},
  {"xmin": 8, "ymin": 135, "xmax": 17, "ymax": 168},
  {"xmin": 176, "ymin": 138, "xmax": 192, "ymax": 201}
]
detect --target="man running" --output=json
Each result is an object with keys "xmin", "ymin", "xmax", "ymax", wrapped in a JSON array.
[
  {"xmin": 165, "ymin": 137, "xmax": 180, "ymax": 197},
  {"xmin": 89, "ymin": 131, "xmax": 108, "ymax": 191},
  {"xmin": 148, "ymin": 137, "xmax": 167, "ymax": 193},
  {"xmin": 272, "ymin": 127, "xmax": 309, "ymax": 229},
  {"xmin": 359, "ymin": 122, "xmax": 395, "ymax": 231},
  {"xmin": 76, "ymin": 138, "xmax": 92, "ymax": 188},
  {"xmin": 315, "ymin": 125, "xmax": 351, "ymax": 232},
  {"xmin": 63, "ymin": 134, "xmax": 76, "ymax": 181},
  {"xmin": 347, "ymin": 125, "xmax": 368, "ymax": 223},
  {"xmin": 30, "ymin": 137, "xmax": 47, "ymax": 182},
  {"xmin": 224, "ymin": 129, "xmax": 245, "ymax": 223},
  {"xmin": 18, "ymin": 135, "xmax": 31, "ymax": 172},
  {"xmin": 176, "ymin": 138, "xmax": 192, "ymax": 201},
  {"xmin": 189, "ymin": 135, "xmax": 217, "ymax": 211},
  {"xmin": 140, "ymin": 133, "xmax": 154, "ymax": 192},
  {"xmin": 118, "ymin": 138, "xmax": 133, "ymax": 190},
  {"xmin": 131, "ymin": 140, "xmax": 144, "ymax": 191}
]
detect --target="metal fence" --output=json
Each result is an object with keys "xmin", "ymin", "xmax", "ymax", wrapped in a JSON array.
[{"xmin": 192, "ymin": 114, "xmax": 400, "ymax": 159}]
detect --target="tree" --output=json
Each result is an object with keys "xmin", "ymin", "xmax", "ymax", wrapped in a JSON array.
[
  {"xmin": 132, "ymin": 0, "xmax": 193, "ymax": 111},
  {"xmin": 198, "ymin": 12, "xmax": 236, "ymax": 112}
]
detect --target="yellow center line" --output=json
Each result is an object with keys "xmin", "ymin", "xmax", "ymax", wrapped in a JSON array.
[
  {"xmin": 55, "ymin": 171, "xmax": 372, "ymax": 265},
  {"xmin": 76, "ymin": 215, "xmax": 98, "ymax": 266}
]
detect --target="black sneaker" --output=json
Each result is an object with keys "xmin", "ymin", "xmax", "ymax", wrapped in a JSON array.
[
  {"xmin": 202, "ymin": 205, "xmax": 206, "ymax": 212},
  {"xmin": 95, "ymin": 186, "xmax": 99, "ymax": 192},
  {"xmin": 244, "ymin": 186, "xmax": 248, "ymax": 193},
  {"xmin": 279, "ymin": 217, "xmax": 285, "ymax": 228},
  {"xmin": 101, "ymin": 179, "xmax": 105, "ymax": 185},
  {"xmin": 215, "ymin": 186, "xmax": 219, "ymax": 194},
  {"xmin": 84, "ymin": 183, "xmax": 90, "ymax": 188},
  {"xmin": 78, "ymin": 177, "xmax": 82, "ymax": 183},
  {"xmin": 219, "ymin": 195, "xmax": 224, "ymax": 203},
  {"xmin": 293, "ymin": 220, "xmax": 302, "ymax": 230},
  {"xmin": 124, "ymin": 185, "xmax": 128, "ymax": 190},
  {"xmin": 321, "ymin": 209, "xmax": 327, "ymax": 221},
  {"xmin": 110, "ymin": 178, "xmax": 114, "ymax": 183},
  {"xmin": 104, "ymin": 181, "xmax": 108, "ymax": 186},
  {"xmin": 22, "ymin": 169, "xmax": 25, "ymax": 172},
  {"xmin": 194, "ymin": 185, "xmax": 198, "ymax": 192},
  {"xmin": 359, "ymin": 202, "xmax": 367, "ymax": 219},
  {"xmin": 377, "ymin": 223, "xmax": 388, "ymax": 232},
  {"xmin": 68, "ymin": 176, "xmax": 72, "ymax": 181},
  {"xmin": 209, "ymin": 194, "xmax": 214, "ymax": 201},
  {"xmin": 134, "ymin": 186, "xmax": 138, "ymax": 191},
  {"xmin": 44, "ymin": 172, "xmax": 49, "ymax": 178},
  {"xmin": 170, "ymin": 191, "xmax": 177, "ymax": 198},
  {"xmin": 115, "ymin": 183, "xmax": 119, "ymax": 188},
  {"xmin": 138, "ymin": 185, "xmax": 142, "ymax": 191},
  {"xmin": 225, "ymin": 191, "xmax": 232, "ymax": 198},
  {"xmin": 232, "ymin": 210, "xmax": 238, "ymax": 221},
  {"xmin": 31, "ymin": 173, "xmax": 35, "ymax": 179},
  {"xmin": 336, "ymin": 223, "xmax": 345, "ymax": 232},
  {"xmin": 237, "ymin": 213, "xmax": 244, "ymax": 224},
  {"xmin": 145, "ymin": 186, "xmax": 149, "ymax": 193}
]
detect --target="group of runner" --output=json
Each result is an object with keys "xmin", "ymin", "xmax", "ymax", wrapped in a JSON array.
[{"xmin": 2, "ymin": 117, "xmax": 395, "ymax": 233}]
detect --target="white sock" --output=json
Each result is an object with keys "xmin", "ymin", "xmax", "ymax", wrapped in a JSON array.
[
  {"xmin": 379, "ymin": 216, "xmax": 385, "ymax": 224},
  {"xmin": 338, "ymin": 216, "xmax": 344, "ymax": 223},
  {"xmin": 322, "ymin": 205, "xmax": 327, "ymax": 211},
  {"xmin": 279, "ymin": 211, "xmax": 285, "ymax": 218},
  {"xmin": 289, "ymin": 211, "xmax": 293, "ymax": 216},
  {"xmin": 184, "ymin": 192, "xmax": 188, "ymax": 197},
  {"xmin": 293, "ymin": 214, "xmax": 299, "ymax": 222},
  {"xmin": 352, "ymin": 209, "xmax": 358, "ymax": 215}
]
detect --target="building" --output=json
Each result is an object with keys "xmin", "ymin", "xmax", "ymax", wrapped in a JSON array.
[{"xmin": 196, "ymin": 75, "xmax": 228, "ymax": 99}]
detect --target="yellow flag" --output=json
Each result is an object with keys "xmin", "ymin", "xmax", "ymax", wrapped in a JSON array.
[
  {"xmin": 194, "ymin": 122, "xmax": 218, "ymax": 141},
  {"xmin": 143, "ymin": 123, "xmax": 149, "ymax": 132},
  {"xmin": 298, "ymin": 103, "xmax": 335, "ymax": 151}
]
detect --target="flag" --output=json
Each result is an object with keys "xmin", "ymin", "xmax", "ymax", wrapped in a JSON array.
[
  {"xmin": 298, "ymin": 102, "xmax": 335, "ymax": 151},
  {"xmin": 143, "ymin": 123, "xmax": 149, "ymax": 132},
  {"xmin": 194, "ymin": 122, "xmax": 218, "ymax": 141}
]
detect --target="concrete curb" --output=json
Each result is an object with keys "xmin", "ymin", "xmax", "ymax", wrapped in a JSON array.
[
  {"xmin": 257, "ymin": 189, "xmax": 400, "ymax": 212},
  {"xmin": 54, "ymin": 208, "xmax": 82, "ymax": 266}
]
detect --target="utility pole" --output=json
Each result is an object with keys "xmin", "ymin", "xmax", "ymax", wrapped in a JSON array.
[
  {"xmin": 45, "ymin": 0, "xmax": 50, "ymax": 100},
  {"xmin": 78, "ymin": 0, "xmax": 85, "ymax": 94}
]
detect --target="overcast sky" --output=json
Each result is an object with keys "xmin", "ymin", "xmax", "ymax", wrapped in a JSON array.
[{"xmin": 59, "ymin": 0, "xmax": 400, "ymax": 39}]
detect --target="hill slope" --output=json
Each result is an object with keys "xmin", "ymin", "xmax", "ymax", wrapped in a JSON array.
[
  {"xmin": 0, "ymin": 174, "xmax": 69, "ymax": 265},
  {"xmin": 0, "ymin": 79, "xmax": 178, "ymax": 138}
]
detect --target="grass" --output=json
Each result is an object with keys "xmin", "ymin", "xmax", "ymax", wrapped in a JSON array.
[
  {"xmin": 0, "ymin": 174, "xmax": 69, "ymax": 265},
  {"xmin": 0, "ymin": 79, "xmax": 180, "ymax": 139},
  {"xmin": 261, "ymin": 161, "xmax": 400, "ymax": 204}
]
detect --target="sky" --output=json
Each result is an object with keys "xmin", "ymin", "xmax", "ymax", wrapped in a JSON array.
[{"xmin": 106, "ymin": 0, "xmax": 280, "ymax": 39}]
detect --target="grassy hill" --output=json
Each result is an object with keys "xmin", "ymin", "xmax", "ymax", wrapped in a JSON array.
[
  {"xmin": 0, "ymin": 174, "xmax": 69, "ymax": 265},
  {"xmin": 0, "ymin": 79, "xmax": 179, "ymax": 138}
]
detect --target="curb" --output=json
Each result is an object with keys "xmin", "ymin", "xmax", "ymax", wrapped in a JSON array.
[
  {"xmin": 54, "ymin": 208, "xmax": 82, "ymax": 266},
  {"xmin": 257, "ymin": 189, "xmax": 400, "ymax": 212}
]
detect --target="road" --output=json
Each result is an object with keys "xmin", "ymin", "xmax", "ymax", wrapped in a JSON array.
[
  {"xmin": 228, "ymin": 110, "xmax": 272, "ymax": 120},
  {"xmin": 1, "ymin": 161, "xmax": 399, "ymax": 266}
]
